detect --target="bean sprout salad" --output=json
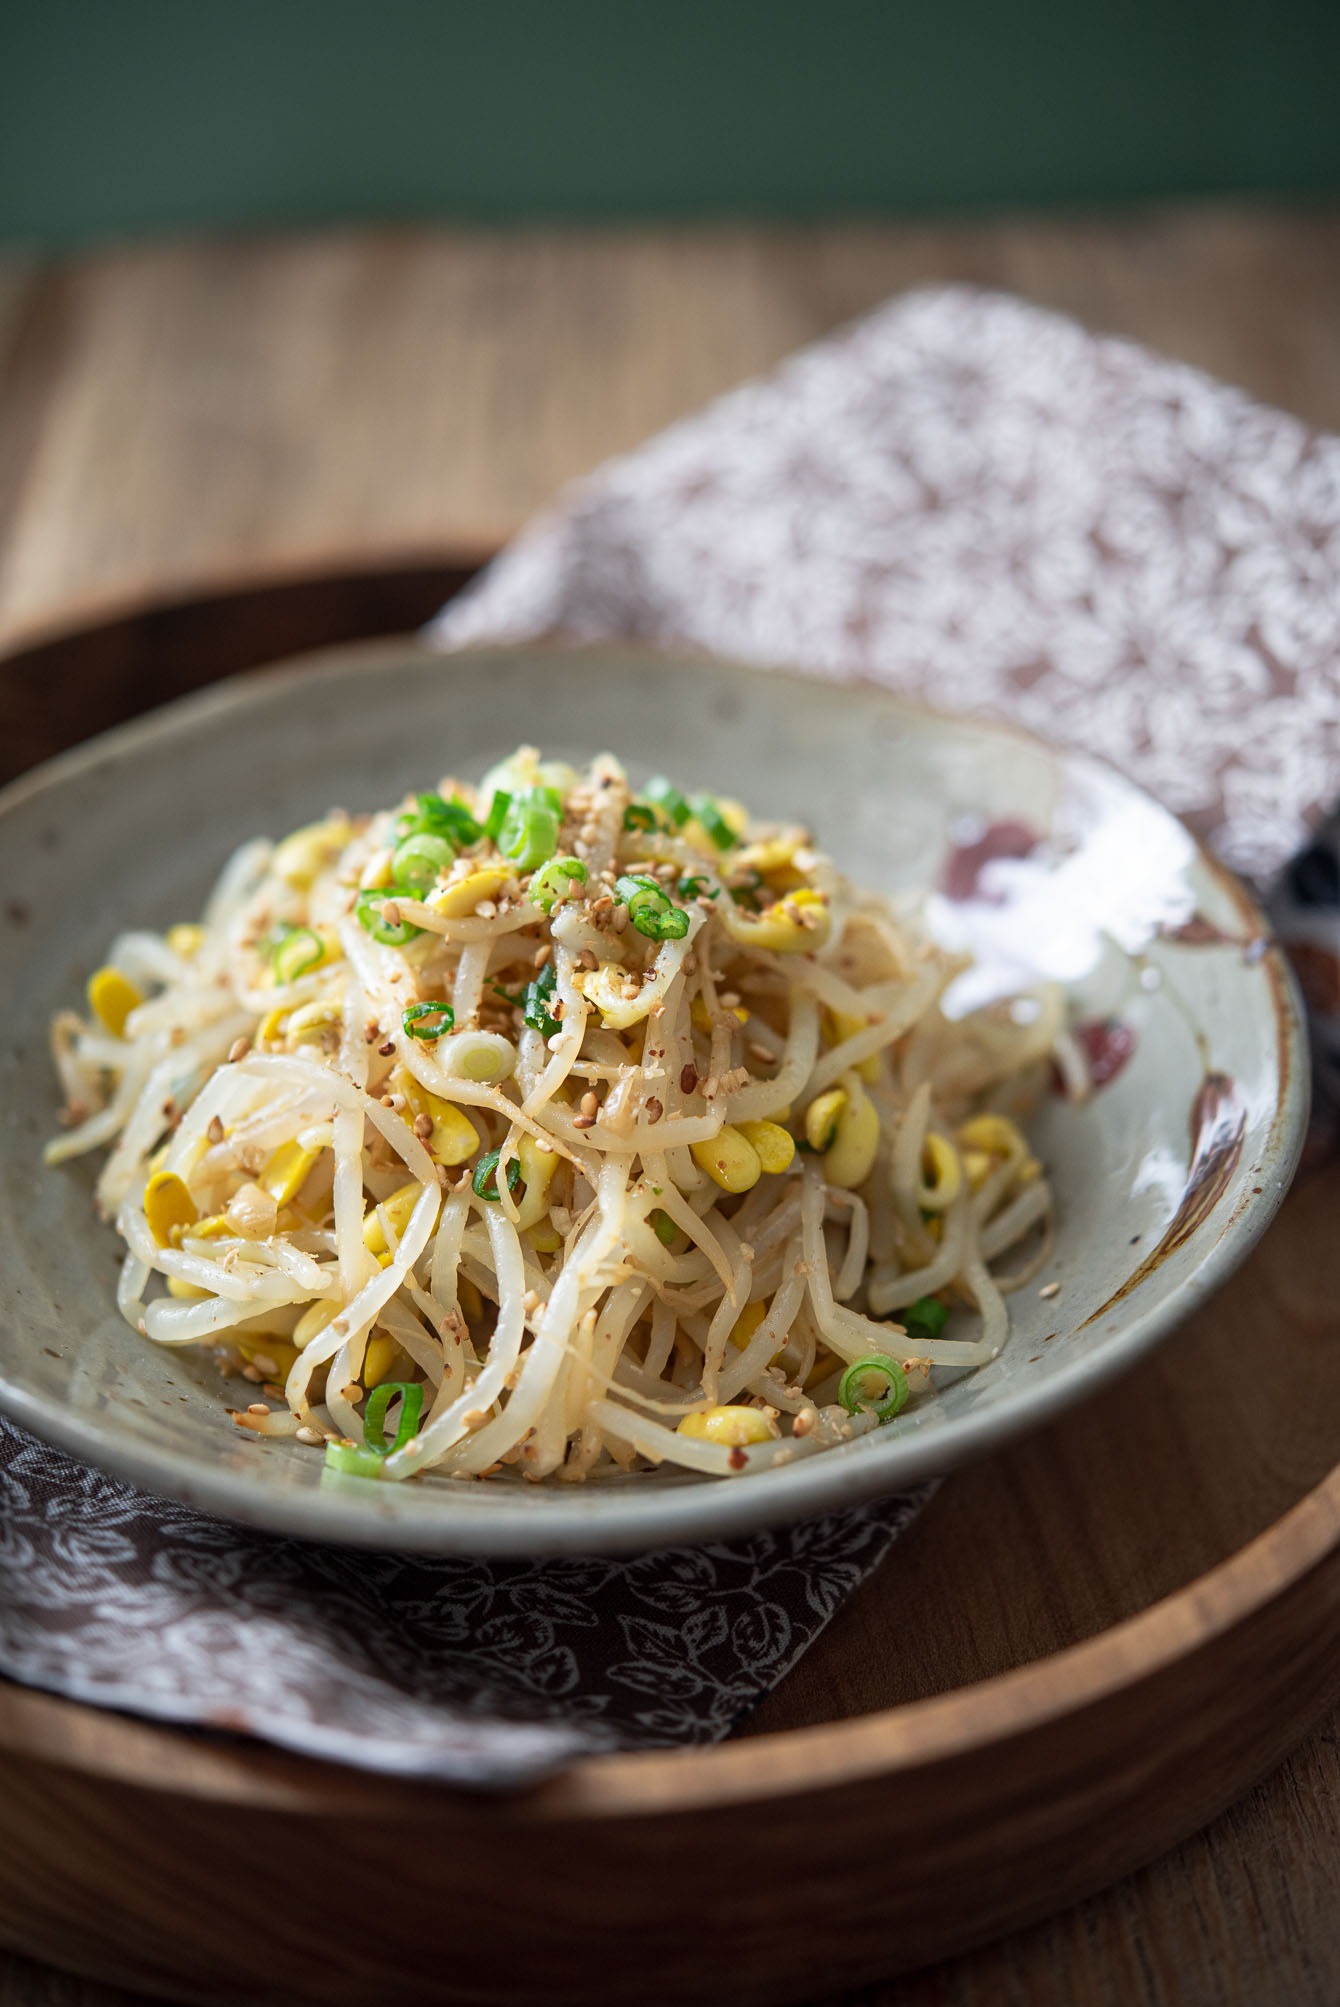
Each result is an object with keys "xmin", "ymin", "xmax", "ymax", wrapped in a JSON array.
[{"xmin": 46, "ymin": 748, "xmax": 1059, "ymax": 1486}]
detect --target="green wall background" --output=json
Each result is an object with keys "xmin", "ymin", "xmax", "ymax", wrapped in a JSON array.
[{"xmin": 4, "ymin": 0, "xmax": 1339, "ymax": 246}]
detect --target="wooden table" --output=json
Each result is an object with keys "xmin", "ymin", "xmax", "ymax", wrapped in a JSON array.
[{"xmin": 2, "ymin": 208, "xmax": 1339, "ymax": 2006}]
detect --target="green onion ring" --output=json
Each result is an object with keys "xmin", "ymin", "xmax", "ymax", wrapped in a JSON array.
[
  {"xmin": 402, "ymin": 1000, "xmax": 455, "ymax": 1041},
  {"xmin": 363, "ymin": 1379, "xmax": 425, "ymax": 1455},
  {"xmin": 323, "ymin": 1440, "xmax": 386, "ymax": 1479},
  {"xmin": 529, "ymin": 855, "xmax": 588, "ymax": 914},
  {"xmin": 391, "ymin": 831, "xmax": 456, "ymax": 893},
  {"xmin": 837, "ymin": 1355, "xmax": 909, "ymax": 1423},
  {"xmin": 355, "ymin": 889, "xmax": 423, "ymax": 947},
  {"xmin": 271, "ymin": 926, "xmax": 324, "ymax": 984}
]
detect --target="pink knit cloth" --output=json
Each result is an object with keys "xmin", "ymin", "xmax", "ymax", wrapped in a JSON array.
[{"xmin": 432, "ymin": 285, "xmax": 1340, "ymax": 888}]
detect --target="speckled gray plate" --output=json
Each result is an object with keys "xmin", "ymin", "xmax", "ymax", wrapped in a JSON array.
[{"xmin": 0, "ymin": 642, "xmax": 1308, "ymax": 1555}]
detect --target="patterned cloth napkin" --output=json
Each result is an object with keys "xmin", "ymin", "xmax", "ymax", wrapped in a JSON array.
[
  {"xmin": 431, "ymin": 282, "xmax": 1340, "ymax": 1143},
  {"xmin": 5, "ymin": 283, "xmax": 1338, "ymax": 1785},
  {"xmin": 0, "ymin": 1423, "xmax": 921, "ymax": 1782}
]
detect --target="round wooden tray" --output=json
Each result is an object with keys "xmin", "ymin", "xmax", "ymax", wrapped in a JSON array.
[{"xmin": 3, "ymin": 572, "xmax": 1339, "ymax": 2007}]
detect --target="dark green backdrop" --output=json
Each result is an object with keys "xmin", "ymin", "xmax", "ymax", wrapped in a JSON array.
[{"xmin": 4, "ymin": 0, "xmax": 1339, "ymax": 245}]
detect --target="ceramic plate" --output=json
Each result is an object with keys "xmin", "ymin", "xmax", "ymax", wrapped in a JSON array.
[{"xmin": 0, "ymin": 642, "xmax": 1307, "ymax": 1554}]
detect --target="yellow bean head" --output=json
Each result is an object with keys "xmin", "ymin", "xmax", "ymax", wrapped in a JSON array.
[
  {"xmin": 735, "ymin": 1119, "xmax": 796, "ymax": 1175},
  {"xmin": 690, "ymin": 1126, "xmax": 762, "ymax": 1193},
  {"xmin": 428, "ymin": 867, "xmax": 512, "ymax": 919},
  {"xmin": 677, "ymin": 1404, "xmax": 779, "ymax": 1446},
  {"xmin": 87, "ymin": 968, "xmax": 142, "ymax": 1038},
  {"xmin": 822, "ymin": 1077, "xmax": 880, "ymax": 1190},
  {"xmin": 720, "ymin": 888, "xmax": 831, "ymax": 955},
  {"xmin": 918, "ymin": 1132, "xmax": 963, "ymax": 1211},
  {"xmin": 144, "ymin": 1170, "xmax": 198, "ymax": 1247},
  {"xmin": 272, "ymin": 819, "xmax": 354, "ymax": 890},
  {"xmin": 805, "ymin": 1089, "xmax": 848, "ymax": 1154}
]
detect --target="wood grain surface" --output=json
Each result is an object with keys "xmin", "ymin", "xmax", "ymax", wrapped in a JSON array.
[
  {"xmin": 1, "ymin": 208, "xmax": 1339, "ymax": 2005},
  {"xmin": 3, "ymin": 206, "xmax": 1340, "ymax": 654}
]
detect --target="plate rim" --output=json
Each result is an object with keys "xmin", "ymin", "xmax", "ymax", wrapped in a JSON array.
[{"xmin": 0, "ymin": 635, "xmax": 1310, "ymax": 1555}]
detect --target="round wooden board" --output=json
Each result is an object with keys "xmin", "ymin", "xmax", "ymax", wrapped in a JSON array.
[{"xmin": 2, "ymin": 572, "xmax": 1339, "ymax": 2007}]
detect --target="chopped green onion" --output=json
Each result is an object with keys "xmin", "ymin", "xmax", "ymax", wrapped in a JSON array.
[
  {"xmin": 363, "ymin": 1379, "xmax": 425, "ymax": 1455},
  {"xmin": 497, "ymin": 789, "xmax": 561, "ymax": 872},
  {"xmin": 623, "ymin": 801, "xmax": 659, "ymax": 833},
  {"xmin": 391, "ymin": 831, "xmax": 456, "ymax": 893},
  {"xmin": 645, "ymin": 776, "xmax": 691, "ymax": 827},
  {"xmin": 614, "ymin": 872, "xmax": 690, "ymax": 942},
  {"xmin": 483, "ymin": 790, "xmax": 512, "ymax": 843},
  {"xmin": 522, "ymin": 963, "xmax": 561, "ymax": 1039},
  {"xmin": 678, "ymin": 874, "xmax": 717, "ymax": 901},
  {"xmin": 323, "ymin": 1440, "xmax": 385, "ymax": 1479},
  {"xmin": 529, "ymin": 855, "xmax": 588, "ymax": 914},
  {"xmin": 690, "ymin": 795, "xmax": 738, "ymax": 850},
  {"xmin": 641, "ymin": 904, "xmax": 689, "ymax": 941},
  {"xmin": 402, "ymin": 1000, "xmax": 455, "ymax": 1041},
  {"xmin": 472, "ymin": 1148, "xmax": 524, "ymax": 1202},
  {"xmin": 837, "ymin": 1355, "xmax": 909, "ymax": 1423},
  {"xmin": 355, "ymin": 889, "xmax": 422, "ymax": 947},
  {"xmin": 271, "ymin": 926, "xmax": 324, "ymax": 984},
  {"xmin": 397, "ymin": 792, "xmax": 481, "ymax": 846},
  {"xmin": 651, "ymin": 1209, "xmax": 678, "ymax": 1246},
  {"xmin": 902, "ymin": 1295, "xmax": 949, "ymax": 1343}
]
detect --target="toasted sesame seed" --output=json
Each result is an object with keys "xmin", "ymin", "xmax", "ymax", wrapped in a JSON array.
[
  {"xmin": 241, "ymin": 1364, "xmax": 262, "ymax": 1383},
  {"xmin": 246, "ymin": 1401, "xmax": 269, "ymax": 1415},
  {"xmin": 378, "ymin": 1040, "xmax": 396, "ymax": 1057},
  {"xmin": 645, "ymin": 1096, "xmax": 664, "ymax": 1124},
  {"xmin": 579, "ymin": 1089, "xmax": 599, "ymax": 1118},
  {"xmin": 1039, "ymin": 1281, "xmax": 1060, "ymax": 1299},
  {"xmin": 207, "ymin": 1115, "xmax": 225, "ymax": 1145},
  {"xmin": 295, "ymin": 1425, "xmax": 325, "ymax": 1447},
  {"xmin": 572, "ymin": 1112, "xmax": 596, "ymax": 1131},
  {"xmin": 227, "ymin": 1037, "xmax": 252, "ymax": 1063},
  {"xmin": 413, "ymin": 1112, "xmax": 434, "ymax": 1140}
]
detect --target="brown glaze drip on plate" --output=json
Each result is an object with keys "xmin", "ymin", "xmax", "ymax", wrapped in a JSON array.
[
  {"xmin": 1161, "ymin": 912, "xmax": 1270, "ymax": 959},
  {"xmin": 941, "ymin": 821, "xmax": 1038, "ymax": 902},
  {"xmin": 1171, "ymin": 1073, "xmax": 1249, "ymax": 1254},
  {"xmin": 1075, "ymin": 1019, "xmax": 1137, "ymax": 1090},
  {"xmin": 1080, "ymin": 1071, "xmax": 1247, "ymax": 1327}
]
